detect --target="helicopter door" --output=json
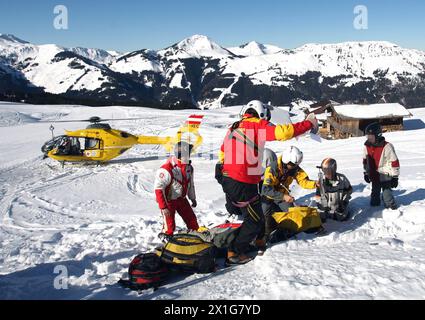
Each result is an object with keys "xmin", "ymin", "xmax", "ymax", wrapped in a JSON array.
[
  {"xmin": 70, "ymin": 137, "xmax": 82, "ymax": 156},
  {"xmin": 83, "ymin": 138, "xmax": 102, "ymax": 158}
]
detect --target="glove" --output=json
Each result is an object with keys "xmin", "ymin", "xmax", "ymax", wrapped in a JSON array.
[
  {"xmin": 161, "ymin": 208, "xmax": 172, "ymax": 217},
  {"xmin": 283, "ymin": 194, "xmax": 295, "ymax": 203},
  {"xmin": 391, "ymin": 177, "xmax": 399, "ymax": 188},
  {"xmin": 191, "ymin": 199, "xmax": 197, "ymax": 208},
  {"xmin": 364, "ymin": 174, "xmax": 370, "ymax": 184},
  {"xmin": 306, "ymin": 113, "xmax": 319, "ymax": 134},
  {"xmin": 215, "ymin": 162, "xmax": 224, "ymax": 185}
]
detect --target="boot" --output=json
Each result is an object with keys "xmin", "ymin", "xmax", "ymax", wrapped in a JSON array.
[
  {"xmin": 319, "ymin": 209, "xmax": 328, "ymax": 223},
  {"xmin": 254, "ymin": 238, "xmax": 267, "ymax": 256},
  {"xmin": 226, "ymin": 251, "xmax": 253, "ymax": 265},
  {"xmin": 386, "ymin": 203, "xmax": 399, "ymax": 210},
  {"xmin": 158, "ymin": 232, "xmax": 172, "ymax": 243}
]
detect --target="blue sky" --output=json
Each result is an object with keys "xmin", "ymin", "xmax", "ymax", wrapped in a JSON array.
[{"xmin": 0, "ymin": 0, "xmax": 424, "ymax": 52}]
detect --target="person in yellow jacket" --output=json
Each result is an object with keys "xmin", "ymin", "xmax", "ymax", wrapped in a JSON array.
[{"xmin": 261, "ymin": 146, "xmax": 319, "ymax": 240}]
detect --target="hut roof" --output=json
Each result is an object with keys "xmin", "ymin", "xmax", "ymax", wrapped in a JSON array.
[{"xmin": 331, "ymin": 103, "xmax": 412, "ymax": 120}]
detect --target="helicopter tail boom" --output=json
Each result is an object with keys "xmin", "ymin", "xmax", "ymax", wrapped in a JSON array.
[{"xmin": 136, "ymin": 115, "xmax": 204, "ymax": 152}]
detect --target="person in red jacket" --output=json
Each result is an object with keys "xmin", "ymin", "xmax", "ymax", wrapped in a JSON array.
[
  {"xmin": 217, "ymin": 100, "xmax": 318, "ymax": 264},
  {"xmin": 363, "ymin": 122, "xmax": 400, "ymax": 210},
  {"xmin": 154, "ymin": 141, "xmax": 199, "ymax": 237}
]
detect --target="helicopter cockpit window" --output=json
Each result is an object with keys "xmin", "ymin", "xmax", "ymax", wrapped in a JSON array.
[
  {"xmin": 84, "ymin": 138, "xmax": 100, "ymax": 149},
  {"xmin": 56, "ymin": 137, "xmax": 71, "ymax": 155},
  {"xmin": 55, "ymin": 137, "xmax": 82, "ymax": 156}
]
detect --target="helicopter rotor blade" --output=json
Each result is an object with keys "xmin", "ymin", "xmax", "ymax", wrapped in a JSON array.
[
  {"xmin": 95, "ymin": 118, "xmax": 145, "ymax": 122},
  {"xmin": 38, "ymin": 119, "xmax": 92, "ymax": 123}
]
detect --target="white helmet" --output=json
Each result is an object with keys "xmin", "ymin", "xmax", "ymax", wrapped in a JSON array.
[
  {"xmin": 281, "ymin": 146, "xmax": 303, "ymax": 166},
  {"xmin": 240, "ymin": 100, "xmax": 272, "ymax": 121}
]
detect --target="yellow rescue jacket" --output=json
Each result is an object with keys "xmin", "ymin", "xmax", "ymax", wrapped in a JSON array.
[{"xmin": 262, "ymin": 155, "xmax": 316, "ymax": 201}]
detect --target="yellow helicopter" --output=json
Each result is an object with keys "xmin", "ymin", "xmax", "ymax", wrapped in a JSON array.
[{"xmin": 41, "ymin": 115, "xmax": 204, "ymax": 164}]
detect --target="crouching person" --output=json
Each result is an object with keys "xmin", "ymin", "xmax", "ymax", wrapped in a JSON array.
[
  {"xmin": 154, "ymin": 142, "xmax": 199, "ymax": 237},
  {"xmin": 316, "ymin": 158, "xmax": 353, "ymax": 222},
  {"xmin": 261, "ymin": 146, "xmax": 318, "ymax": 240},
  {"xmin": 363, "ymin": 123, "xmax": 400, "ymax": 210}
]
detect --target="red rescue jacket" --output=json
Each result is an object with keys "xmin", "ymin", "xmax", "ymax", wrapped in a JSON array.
[
  {"xmin": 218, "ymin": 114, "xmax": 312, "ymax": 184},
  {"xmin": 154, "ymin": 156, "xmax": 196, "ymax": 209}
]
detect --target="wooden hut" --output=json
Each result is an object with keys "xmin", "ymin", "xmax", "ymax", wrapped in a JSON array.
[{"xmin": 326, "ymin": 103, "xmax": 412, "ymax": 139}]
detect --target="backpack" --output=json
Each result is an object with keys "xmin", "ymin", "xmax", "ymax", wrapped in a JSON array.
[
  {"xmin": 272, "ymin": 206, "xmax": 322, "ymax": 233},
  {"xmin": 118, "ymin": 253, "xmax": 168, "ymax": 291},
  {"xmin": 158, "ymin": 233, "xmax": 217, "ymax": 274}
]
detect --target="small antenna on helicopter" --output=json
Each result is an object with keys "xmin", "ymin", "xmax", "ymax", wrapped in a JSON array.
[{"xmin": 49, "ymin": 125, "xmax": 55, "ymax": 138}]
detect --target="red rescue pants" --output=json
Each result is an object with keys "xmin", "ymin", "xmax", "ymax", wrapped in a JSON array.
[{"xmin": 161, "ymin": 197, "xmax": 199, "ymax": 235}]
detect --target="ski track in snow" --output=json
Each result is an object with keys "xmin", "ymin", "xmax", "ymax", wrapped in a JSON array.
[{"xmin": 0, "ymin": 101, "xmax": 425, "ymax": 299}]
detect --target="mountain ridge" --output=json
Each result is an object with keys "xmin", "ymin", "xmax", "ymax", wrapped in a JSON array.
[{"xmin": 1, "ymin": 34, "xmax": 425, "ymax": 109}]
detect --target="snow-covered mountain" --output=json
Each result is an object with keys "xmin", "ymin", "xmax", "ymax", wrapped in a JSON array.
[
  {"xmin": 0, "ymin": 33, "xmax": 154, "ymax": 106},
  {"xmin": 68, "ymin": 47, "xmax": 121, "ymax": 65},
  {"xmin": 1, "ymin": 33, "xmax": 425, "ymax": 108},
  {"xmin": 228, "ymin": 41, "xmax": 283, "ymax": 56},
  {"xmin": 159, "ymin": 34, "xmax": 235, "ymax": 59}
]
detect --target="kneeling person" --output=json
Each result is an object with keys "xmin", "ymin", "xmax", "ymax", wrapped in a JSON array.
[
  {"xmin": 261, "ymin": 146, "xmax": 318, "ymax": 240},
  {"xmin": 316, "ymin": 158, "xmax": 353, "ymax": 222}
]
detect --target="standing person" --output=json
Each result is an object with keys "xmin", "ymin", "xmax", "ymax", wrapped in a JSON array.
[
  {"xmin": 261, "ymin": 146, "xmax": 318, "ymax": 240},
  {"xmin": 218, "ymin": 100, "xmax": 318, "ymax": 264},
  {"xmin": 363, "ymin": 123, "xmax": 400, "ymax": 210},
  {"xmin": 316, "ymin": 158, "xmax": 353, "ymax": 222},
  {"xmin": 154, "ymin": 141, "xmax": 199, "ymax": 237}
]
